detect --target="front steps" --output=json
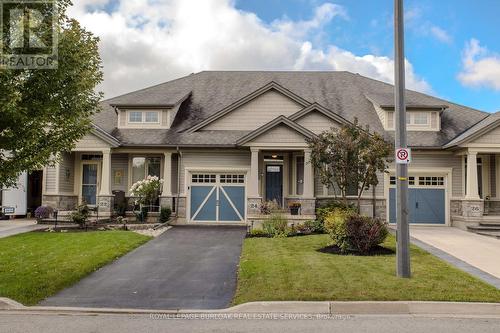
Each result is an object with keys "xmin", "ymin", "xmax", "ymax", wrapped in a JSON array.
[{"xmin": 467, "ymin": 222, "xmax": 500, "ymax": 239}]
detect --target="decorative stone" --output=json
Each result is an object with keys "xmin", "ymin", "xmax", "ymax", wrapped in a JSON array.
[
  {"xmin": 247, "ymin": 197, "xmax": 262, "ymax": 215},
  {"xmin": 462, "ymin": 200, "xmax": 484, "ymax": 218}
]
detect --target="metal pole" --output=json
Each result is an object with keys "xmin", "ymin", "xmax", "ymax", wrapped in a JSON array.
[{"xmin": 394, "ymin": 0, "xmax": 411, "ymax": 278}]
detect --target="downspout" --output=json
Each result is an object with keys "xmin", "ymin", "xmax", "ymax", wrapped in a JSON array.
[{"xmin": 176, "ymin": 146, "xmax": 182, "ymax": 216}]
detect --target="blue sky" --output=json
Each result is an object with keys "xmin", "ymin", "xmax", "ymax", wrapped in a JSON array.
[
  {"xmin": 236, "ymin": 0, "xmax": 500, "ymax": 112},
  {"xmin": 71, "ymin": 0, "xmax": 500, "ymax": 112}
]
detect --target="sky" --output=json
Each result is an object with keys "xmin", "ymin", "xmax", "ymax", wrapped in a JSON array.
[{"xmin": 69, "ymin": 0, "xmax": 500, "ymax": 112}]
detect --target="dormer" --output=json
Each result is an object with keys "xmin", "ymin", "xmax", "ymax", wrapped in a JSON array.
[
  {"xmin": 116, "ymin": 107, "xmax": 172, "ymax": 129},
  {"xmin": 111, "ymin": 92, "xmax": 191, "ymax": 130},
  {"xmin": 365, "ymin": 94, "xmax": 447, "ymax": 132}
]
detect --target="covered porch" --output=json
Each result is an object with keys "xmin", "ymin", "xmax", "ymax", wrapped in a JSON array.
[{"xmin": 246, "ymin": 147, "xmax": 316, "ymax": 220}]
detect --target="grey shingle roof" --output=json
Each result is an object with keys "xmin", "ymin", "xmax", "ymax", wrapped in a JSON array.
[
  {"xmin": 94, "ymin": 71, "xmax": 488, "ymax": 148},
  {"xmin": 444, "ymin": 112, "xmax": 500, "ymax": 148}
]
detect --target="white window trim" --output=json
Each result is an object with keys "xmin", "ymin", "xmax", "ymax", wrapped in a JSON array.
[
  {"xmin": 386, "ymin": 111, "xmax": 439, "ymax": 131},
  {"xmin": 128, "ymin": 155, "xmax": 164, "ymax": 194},
  {"xmin": 118, "ymin": 109, "xmax": 170, "ymax": 129}
]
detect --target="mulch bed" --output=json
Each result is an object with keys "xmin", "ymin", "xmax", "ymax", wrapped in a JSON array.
[{"xmin": 317, "ymin": 244, "xmax": 395, "ymax": 256}]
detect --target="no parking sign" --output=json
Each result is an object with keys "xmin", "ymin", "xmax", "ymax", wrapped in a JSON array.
[{"xmin": 395, "ymin": 148, "xmax": 411, "ymax": 164}]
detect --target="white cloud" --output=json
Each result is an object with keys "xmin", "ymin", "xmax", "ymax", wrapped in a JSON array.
[
  {"xmin": 458, "ymin": 38, "xmax": 500, "ymax": 90},
  {"xmin": 429, "ymin": 26, "xmax": 452, "ymax": 44},
  {"xmin": 405, "ymin": 6, "xmax": 452, "ymax": 44},
  {"xmin": 69, "ymin": 0, "xmax": 431, "ymax": 98}
]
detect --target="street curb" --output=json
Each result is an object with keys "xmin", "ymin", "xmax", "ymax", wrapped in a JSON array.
[{"xmin": 1, "ymin": 298, "xmax": 500, "ymax": 316}]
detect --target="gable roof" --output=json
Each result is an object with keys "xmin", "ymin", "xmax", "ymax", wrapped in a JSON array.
[
  {"xmin": 288, "ymin": 102, "xmax": 350, "ymax": 125},
  {"xmin": 236, "ymin": 116, "xmax": 316, "ymax": 146},
  {"xmin": 91, "ymin": 124, "xmax": 120, "ymax": 147},
  {"xmin": 444, "ymin": 112, "xmax": 500, "ymax": 148},
  {"xmin": 93, "ymin": 71, "xmax": 488, "ymax": 148},
  {"xmin": 185, "ymin": 81, "xmax": 311, "ymax": 133}
]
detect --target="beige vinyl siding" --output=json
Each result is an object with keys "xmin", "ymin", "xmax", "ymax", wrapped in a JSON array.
[
  {"xmin": 58, "ymin": 152, "xmax": 75, "ymax": 193},
  {"xmin": 490, "ymin": 154, "xmax": 496, "ymax": 197},
  {"xmin": 119, "ymin": 111, "xmax": 126, "ymax": 127},
  {"xmin": 171, "ymin": 153, "xmax": 179, "ymax": 194},
  {"xmin": 45, "ymin": 166, "xmax": 57, "ymax": 193},
  {"xmin": 179, "ymin": 151, "xmax": 250, "ymax": 193},
  {"xmin": 316, "ymin": 172, "xmax": 384, "ymax": 198},
  {"xmin": 111, "ymin": 153, "xmax": 129, "ymax": 192},
  {"xmin": 314, "ymin": 172, "xmax": 323, "ymax": 196},
  {"xmin": 203, "ymin": 90, "xmax": 303, "ymax": 131},
  {"xmin": 387, "ymin": 111, "xmax": 394, "ymax": 129},
  {"xmin": 431, "ymin": 112, "xmax": 438, "ymax": 129},
  {"xmin": 390, "ymin": 153, "xmax": 463, "ymax": 197},
  {"xmin": 162, "ymin": 110, "xmax": 170, "ymax": 127},
  {"xmin": 295, "ymin": 111, "xmax": 339, "ymax": 134},
  {"xmin": 74, "ymin": 133, "xmax": 110, "ymax": 150},
  {"xmin": 373, "ymin": 104, "xmax": 387, "ymax": 129},
  {"xmin": 251, "ymin": 125, "xmax": 307, "ymax": 144},
  {"xmin": 472, "ymin": 126, "xmax": 500, "ymax": 144}
]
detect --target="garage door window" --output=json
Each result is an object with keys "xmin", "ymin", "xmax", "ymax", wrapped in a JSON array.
[
  {"xmin": 418, "ymin": 176, "xmax": 444, "ymax": 186},
  {"xmin": 220, "ymin": 174, "xmax": 245, "ymax": 183},
  {"xmin": 192, "ymin": 174, "xmax": 216, "ymax": 183},
  {"xmin": 390, "ymin": 176, "xmax": 415, "ymax": 185}
]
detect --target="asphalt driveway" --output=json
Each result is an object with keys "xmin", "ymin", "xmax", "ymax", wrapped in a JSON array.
[{"xmin": 41, "ymin": 226, "xmax": 247, "ymax": 310}]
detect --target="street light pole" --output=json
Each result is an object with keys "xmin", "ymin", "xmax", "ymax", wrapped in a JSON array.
[{"xmin": 394, "ymin": 0, "xmax": 411, "ymax": 278}]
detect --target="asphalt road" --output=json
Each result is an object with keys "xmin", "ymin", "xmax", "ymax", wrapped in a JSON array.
[
  {"xmin": 1, "ymin": 313, "xmax": 500, "ymax": 333},
  {"xmin": 41, "ymin": 226, "xmax": 247, "ymax": 309}
]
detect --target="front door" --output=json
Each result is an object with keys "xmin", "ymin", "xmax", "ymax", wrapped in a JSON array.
[
  {"xmin": 265, "ymin": 165, "xmax": 283, "ymax": 206},
  {"xmin": 82, "ymin": 163, "xmax": 98, "ymax": 205}
]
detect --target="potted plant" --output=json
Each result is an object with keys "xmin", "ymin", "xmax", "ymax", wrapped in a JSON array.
[{"xmin": 288, "ymin": 202, "xmax": 301, "ymax": 215}]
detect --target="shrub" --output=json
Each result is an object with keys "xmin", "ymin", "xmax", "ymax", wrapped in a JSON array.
[
  {"xmin": 315, "ymin": 200, "xmax": 355, "ymax": 229},
  {"xmin": 259, "ymin": 200, "xmax": 281, "ymax": 215},
  {"xmin": 325, "ymin": 209, "xmax": 388, "ymax": 254},
  {"xmin": 262, "ymin": 213, "xmax": 288, "ymax": 238},
  {"xmin": 135, "ymin": 206, "xmax": 148, "ymax": 223},
  {"xmin": 160, "ymin": 206, "xmax": 172, "ymax": 223},
  {"xmin": 324, "ymin": 208, "xmax": 354, "ymax": 252},
  {"xmin": 70, "ymin": 204, "xmax": 90, "ymax": 227},
  {"xmin": 248, "ymin": 229, "xmax": 269, "ymax": 238},
  {"xmin": 115, "ymin": 201, "xmax": 127, "ymax": 217},
  {"xmin": 344, "ymin": 215, "xmax": 388, "ymax": 254},
  {"xmin": 34, "ymin": 206, "xmax": 53, "ymax": 220}
]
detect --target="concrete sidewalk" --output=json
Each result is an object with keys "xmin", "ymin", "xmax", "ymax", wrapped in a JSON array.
[
  {"xmin": 0, "ymin": 219, "xmax": 46, "ymax": 238},
  {"xmin": 409, "ymin": 227, "xmax": 500, "ymax": 279},
  {"xmin": 2, "ymin": 298, "xmax": 500, "ymax": 317}
]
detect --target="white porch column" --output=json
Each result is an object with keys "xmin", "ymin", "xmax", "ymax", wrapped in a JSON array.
[
  {"xmin": 466, "ymin": 150, "xmax": 480, "ymax": 199},
  {"xmin": 99, "ymin": 149, "xmax": 111, "ymax": 196},
  {"xmin": 303, "ymin": 148, "xmax": 314, "ymax": 198},
  {"xmin": 249, "ymin": 148, "xmax": 260, "ymax": 197},
  {"xmin": 162, "ymin": 152, "xmax": 172, "ymax": 196}
]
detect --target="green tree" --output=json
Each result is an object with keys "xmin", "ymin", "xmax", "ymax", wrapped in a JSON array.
[
  {"xmin": 0, "ymin": 0, "xmax": 102, "ymax": 187},
  {"xmin": 307, "ymin": 119, "xmax": 393, "ymax": 212}
]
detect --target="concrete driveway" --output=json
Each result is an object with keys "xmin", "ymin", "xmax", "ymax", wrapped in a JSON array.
[
  {"xmin": 410, "ymin": 226, "xmax": 500, "ymax": 287},
  {"xmin": 41, "ymin": 225, "xmax": 247, "ymax": 310},
  {"xmin": 0, "ymin": 219, "xmax": 46, "ymax": 238}
]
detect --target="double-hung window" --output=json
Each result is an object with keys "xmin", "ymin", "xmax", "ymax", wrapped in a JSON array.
[{"xmin": 131, "ymin": 157, "xmax": 161, "ymax": 184}]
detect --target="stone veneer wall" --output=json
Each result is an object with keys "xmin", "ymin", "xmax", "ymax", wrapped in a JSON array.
[
  {"xmin": 450, "ymin": 200, "xmax": 462, "ymax": 216},
  {"xmin": 42, "ymin": 195, "xmax": 78, "ymax": 211}
]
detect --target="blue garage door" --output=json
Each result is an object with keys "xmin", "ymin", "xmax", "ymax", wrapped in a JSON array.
[
  {"xmin": 389, "ymin": 188, "xmax": 445, "ymax": 224},
  {"xmin": 190, "ymin": 173, "xmax": 246, "ymax": 222}
]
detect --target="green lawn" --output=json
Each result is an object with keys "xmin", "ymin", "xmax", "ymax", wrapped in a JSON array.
[
  {"xmin": 0, "ymin": 231, "xmax": 151, "ymax": 305},
  {"xmin": 234, "ymin": 234, "xmax": 500, "ymax": 304}
]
